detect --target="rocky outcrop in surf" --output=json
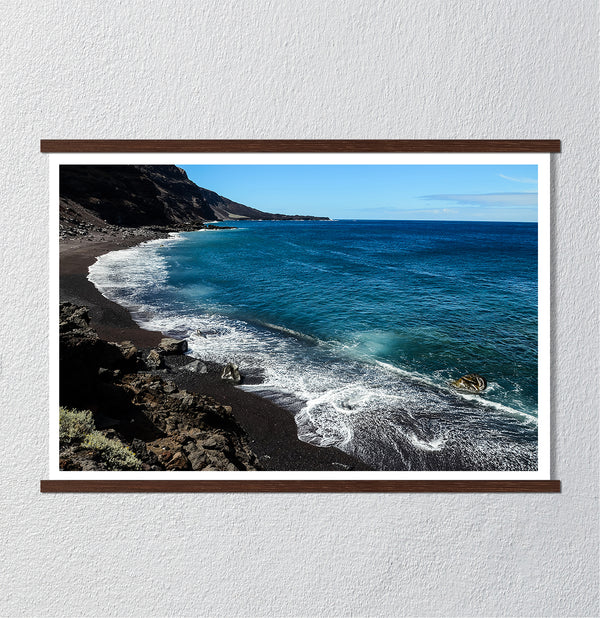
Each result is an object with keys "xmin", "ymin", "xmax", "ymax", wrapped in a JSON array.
[
  {"xmin": 451, "ymin": 373, "xmax": 487, "ymax": 393},
  {"xmin": 221, "ymin": 363, "xmax": 242, "ymax": 384}
]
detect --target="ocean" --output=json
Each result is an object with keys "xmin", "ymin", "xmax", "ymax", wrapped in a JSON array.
[{"xmin": 88, "ymin": 220, "xmax": 539, "ymax": 471}]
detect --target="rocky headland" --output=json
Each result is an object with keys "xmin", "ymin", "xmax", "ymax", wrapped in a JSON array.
[{"xmin": 60, "ymin": 164, "xmax": 329, "ymax": 240}]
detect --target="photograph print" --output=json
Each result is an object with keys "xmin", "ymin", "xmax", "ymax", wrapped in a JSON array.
[{"xmin": 53, "ymin": 152, "xmax": 549, "ymax": 479}]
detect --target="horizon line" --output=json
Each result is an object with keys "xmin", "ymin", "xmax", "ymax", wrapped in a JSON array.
[{"xmin": 233, "ymin": 218, "xmax": 538, "ymax": 224}]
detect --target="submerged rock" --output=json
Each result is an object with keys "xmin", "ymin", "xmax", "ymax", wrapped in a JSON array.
[
  {"xmin": 159, "ymin": 337, "xmax": 188, "ymax": 355},
  {"xmin": 451, "ymin": 373, "xmax": 487, "ymax": 393},
  {"xmin": 221, "ymin": 363, "xmax": 241, "ymax": 384}
]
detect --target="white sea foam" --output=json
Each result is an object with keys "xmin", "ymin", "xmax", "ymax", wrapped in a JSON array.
[
  {"xmin": 87, "ymin": 236, "xmax": 539, "ymax": 471},
  {"xmin": 89, "ymin": 233, "xmax": 183, "ymax": 295},
  {"xmin": 374, "ymin": 360, "xmax": 538, "ymax": 424}
]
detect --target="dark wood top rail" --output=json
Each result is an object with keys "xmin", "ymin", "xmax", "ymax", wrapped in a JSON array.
[{"xmin": 40, "ymin": 139, "xmax": 561, "ymax": 153}]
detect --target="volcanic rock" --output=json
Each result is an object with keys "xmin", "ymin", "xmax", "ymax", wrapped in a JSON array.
[
  {"xmin": 59, "ymin": 304, "xmax": 260, "ymax": 472},
  {"xmin": 159, "ymin": 337, "xmax": 188, "ymax": 355},
  {"xmin": 451, "ymin": 373, "xmax": 487, "ymax": 393},
  {"xmin": 60, "ymin": 302, "xmax": 136, "ymax": 407},
  {"xmin": 59, "ymin": 303, "xmax": 90, "ymax": 331},
  {"xmin": 146, "ymin": 348, "xmax": 164, "ymax": 369},
  {"xmin": 221, "ymin": 363, "xmax": 241, "ymax": 384},
  {"xmin": 130, "ymin": 438, "xmax": 160, "ymax": 470},
  {"xmin": 59, "ymin": 165, "xmax": 330, "ymax": 232},
  {"xmin": 183, "ymin": 359, "xmax": 208, "ymax": 373},
  {"xmin": 118, "ymin": 341, "xmax": 138, "ymax": 362}
]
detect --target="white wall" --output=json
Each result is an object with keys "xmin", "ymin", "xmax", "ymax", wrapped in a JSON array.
[{"xmin": 0, "ymin": 1, "xmax": 598, "ymax": 616}]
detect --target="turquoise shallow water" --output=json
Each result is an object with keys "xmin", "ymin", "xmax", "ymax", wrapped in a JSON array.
[{"xmin": 89, "ymin": 220, "xmax": 539, "ymax": 471}]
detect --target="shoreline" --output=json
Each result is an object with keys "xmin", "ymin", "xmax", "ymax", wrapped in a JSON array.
[
  {"xmin": 60, "ymin": 233, "xmax": 167, "ymax": 347},
  {"xmin": 59, "ymin": 230, "xmax": 372, "ymax": 471}
]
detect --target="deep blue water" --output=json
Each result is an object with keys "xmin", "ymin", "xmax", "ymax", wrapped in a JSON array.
[{"xmin": 89, "ymin": 220, "xmax": 539, "ymax": 471}]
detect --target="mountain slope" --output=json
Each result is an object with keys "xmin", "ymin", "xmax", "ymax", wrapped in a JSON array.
[{"xmin": 59, "ymin": 165, "xmax": 328, "ymax": 230}]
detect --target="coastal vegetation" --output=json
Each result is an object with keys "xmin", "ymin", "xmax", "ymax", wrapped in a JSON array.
[
  {"xmin": 59, "ymin": 407, "xmax": 142, "ymax": 471},
  {"xmin": 59, "ymin": 407, "xmax": 95, "ymax": 444}
]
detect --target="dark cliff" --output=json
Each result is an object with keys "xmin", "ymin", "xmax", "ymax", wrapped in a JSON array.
[{"xmin": 59, "ymin": 164, "xmax": 329, "ymax": 230}]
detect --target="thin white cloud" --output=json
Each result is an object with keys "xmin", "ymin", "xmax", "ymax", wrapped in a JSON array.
[
  {"xmin": 421, "ymin": 192, "xmax": 538, "ymax": 207},
  {"xmin": 498, "ymin": 174, "xmax": 537, "ymax": 184},
  {"xmin": 400, "ymin": 208, "xmax": 459, "ymax": 215}
]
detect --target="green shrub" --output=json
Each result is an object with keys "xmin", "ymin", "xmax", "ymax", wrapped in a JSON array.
[
  {"xmin": 59, "ymin": 407, "xmax": 95, "ymax": 445},
  {"xmin": 82, "ymin": 431, "xmax": 142, "ymax": 471}
]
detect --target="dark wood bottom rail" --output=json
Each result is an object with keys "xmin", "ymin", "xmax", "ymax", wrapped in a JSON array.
[{"xmin": 41, "ymin": 480, "xmax": 561, "ymax": 493}]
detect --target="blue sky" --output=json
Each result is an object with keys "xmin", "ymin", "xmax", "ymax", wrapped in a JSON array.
[{"xmin": 179, "ymin": 164, "xmax": 538, "ymax": 222}]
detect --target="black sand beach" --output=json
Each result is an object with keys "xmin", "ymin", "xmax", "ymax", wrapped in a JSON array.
[{"xmin": 59, "ymin": 233, "xmax": 371, "ymax": 471}]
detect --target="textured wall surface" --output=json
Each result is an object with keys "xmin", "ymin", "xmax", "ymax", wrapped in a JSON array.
[{"xmin": 0, "ymin": 1, "xmax": 598, "ymax": 616}]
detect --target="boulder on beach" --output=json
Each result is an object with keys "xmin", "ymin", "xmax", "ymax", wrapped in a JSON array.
[
  {"xmin": 158, "ymin": 337, "xmax": 188, "ymax": 355},
  {"xmin": 59, "ymin": 303, "xmax": 90, "ymax": 331},
  {"xmin": 146, "ymin": 348, "xmax": 164, "ymax": 369},
  {"xmin": 451, "ymin": 373, "xmax": 487, "ymax": 393},
  {"xmin": 118, "ymin": 340, "xmax": 138, "ymax": 362},
  {"xmin": 184, "ymin": 359, "xmax": 208, "ymax": 374},
  {"xmin": 221, "ymin": 363, "xmax": 241, "ymax": 384}
]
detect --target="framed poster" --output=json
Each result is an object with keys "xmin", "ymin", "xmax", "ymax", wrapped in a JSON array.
[{"xmin": 41, "ymin": 140, "xmax": 560, "ymax": 492}]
